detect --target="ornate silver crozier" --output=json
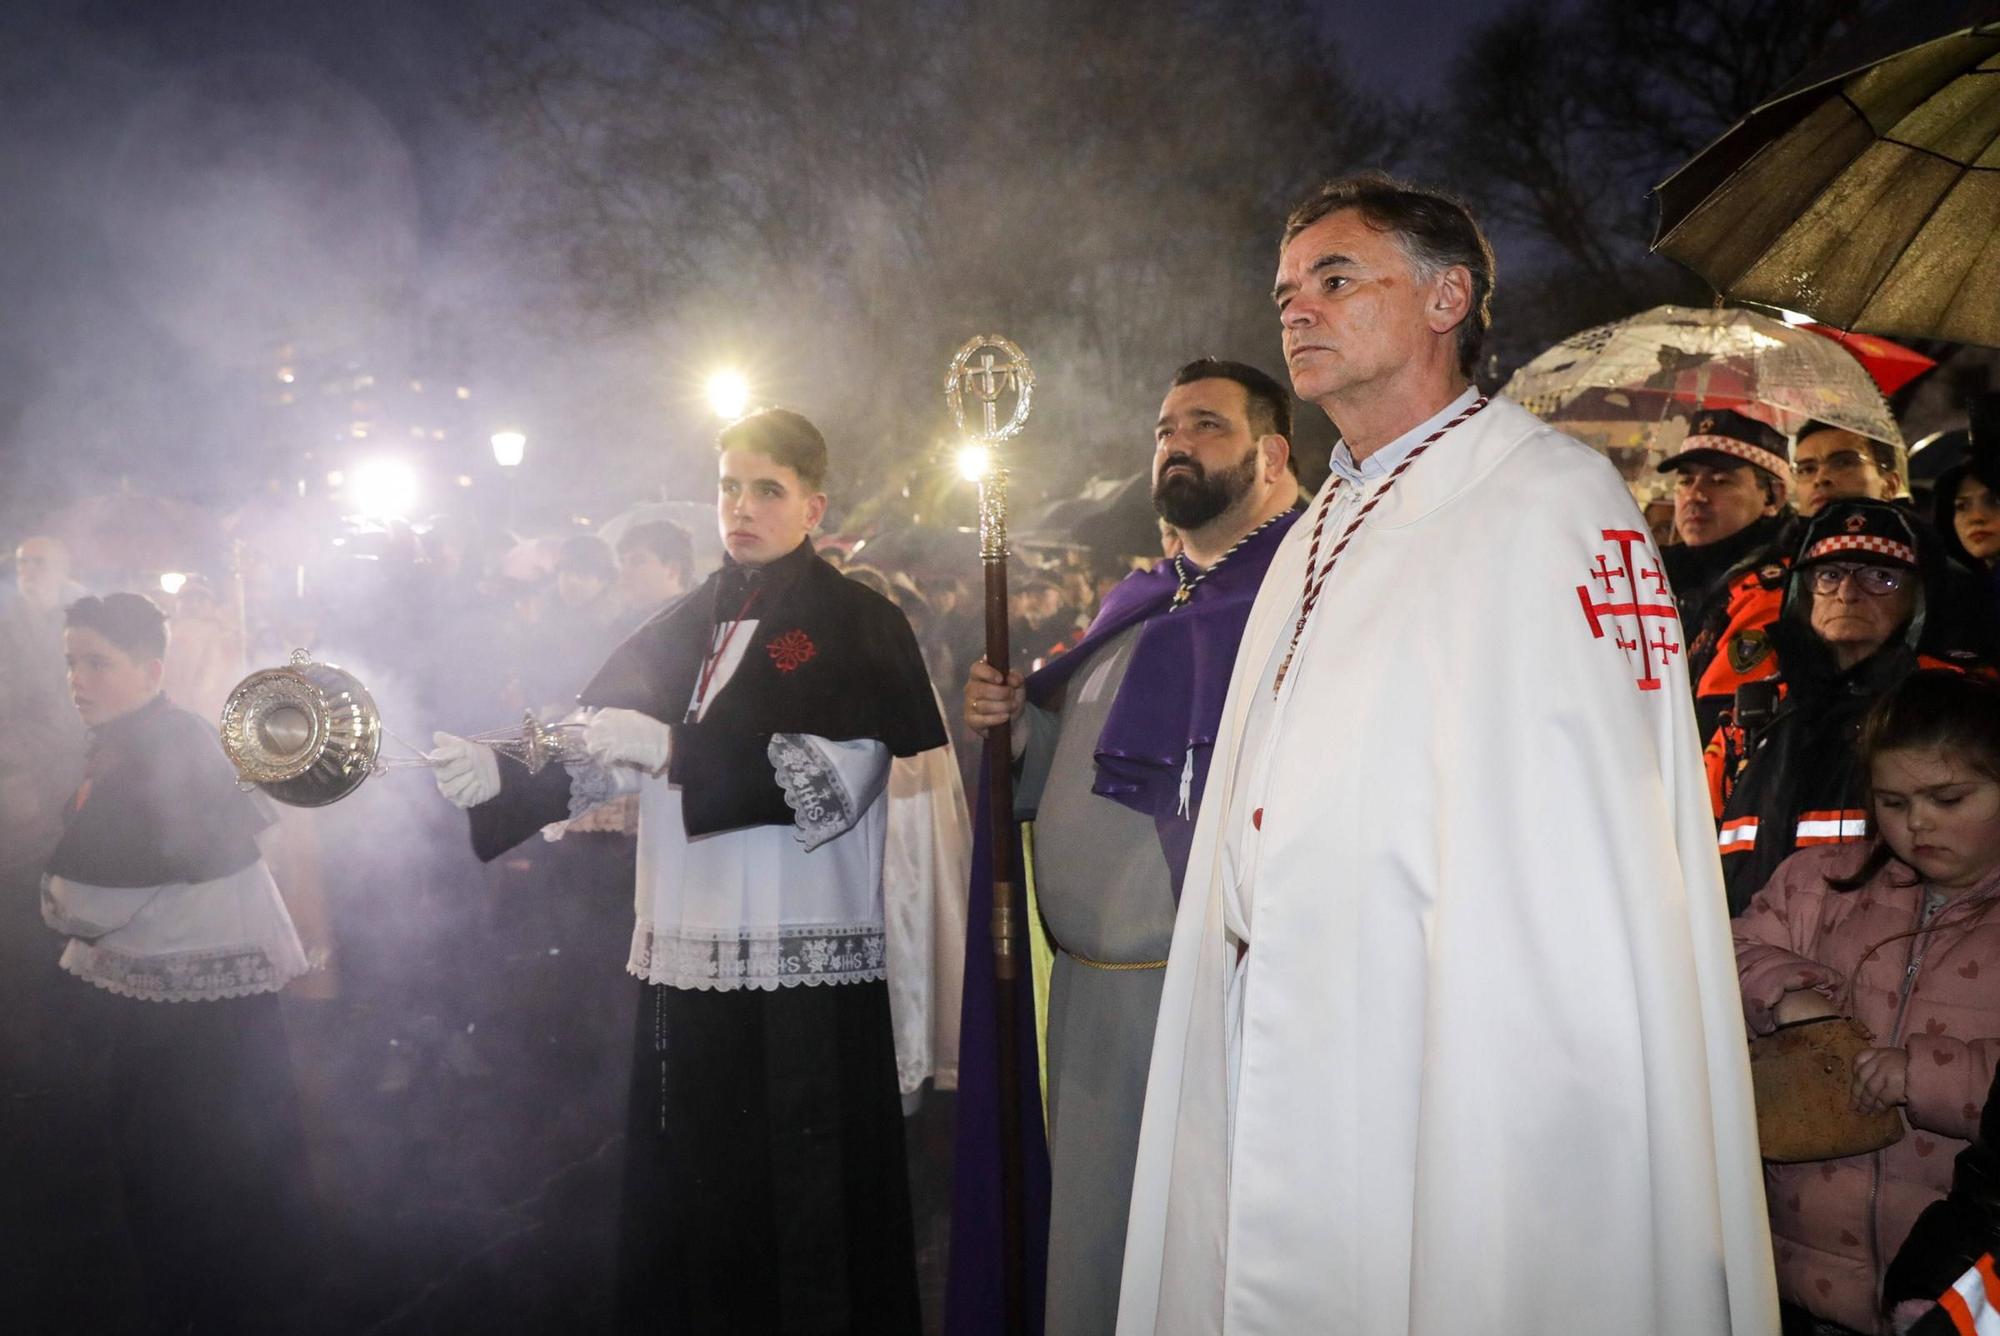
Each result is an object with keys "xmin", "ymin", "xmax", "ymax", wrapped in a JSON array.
[
  {"xmin": 219, "ymin": 649, "xmax": 587, "ymax": 807},
  {"xmin": 946, "ymin": 332, "xmax": 1034, "ymax": 1330}
]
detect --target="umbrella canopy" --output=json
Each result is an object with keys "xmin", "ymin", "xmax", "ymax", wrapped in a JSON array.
[
  {"xmin": 842, "ymin": 523, "xmax": 969, "ymax": 574},
  {"xmin": 1504, "ymin": 304, "xmax": 1903, "ymax": 446},
  {"xmin": 1804, "ymin": 325, "xmax": 1937, "ymax": 396},
  {"xmin": 1909, "ymin": 426, "xmax": 1970, "ymax": 487},
  {"xmin": 1066, "ymin": 472, "xmax": 1162, "ymax": 560},
  {"xmin": 1653, "ymin": 4, "xmax": 2000, "ymax": 346}
]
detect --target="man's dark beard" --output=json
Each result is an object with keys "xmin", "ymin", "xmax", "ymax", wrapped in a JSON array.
[{"xmin": 1153, "ymin": 447, "xmax": 1259, "ymax": 531}]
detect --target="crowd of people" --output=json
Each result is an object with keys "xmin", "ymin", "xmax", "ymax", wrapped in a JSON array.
[
  {"xmin": 5, "ymin": 170, "xmax": 2000, "ymax": 1336},
  {"xmin": 1644, "ymin": 395, "xmax": 2000, "ymax": 1335}
]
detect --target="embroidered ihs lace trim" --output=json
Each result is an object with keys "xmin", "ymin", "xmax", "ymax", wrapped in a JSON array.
[
  {"xmin": 627, "ymin": 921, "xmax": 886, "ymax": 991},
  {"xmin": 60, "ymin": 942, "xmax": 306, "ymax": 1003},
  {"xmin": 767, "ymin": 733, "xmax": 857, "ymax": 852}
]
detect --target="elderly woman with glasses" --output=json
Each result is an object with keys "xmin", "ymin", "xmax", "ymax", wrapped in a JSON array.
[{"xmin": 1707, "ymin": 498, "xmax": 1995, "ymax": 915}]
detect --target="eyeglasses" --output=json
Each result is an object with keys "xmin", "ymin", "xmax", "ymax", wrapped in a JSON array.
[
  {"xmin": 1807, "ymin": 563, "xmax": 1908, "ymax": 597},
  {"xmin": 1791, "ymin": 450, "xmax": 1874, "ymax": 481}
]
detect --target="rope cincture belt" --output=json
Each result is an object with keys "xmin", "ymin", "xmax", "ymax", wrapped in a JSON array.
[{"xmin": 1056, "ymin": 944, "xmax": 1167, "ymax": 972}]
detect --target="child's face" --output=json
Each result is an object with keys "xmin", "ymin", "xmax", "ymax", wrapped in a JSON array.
[
  {"xmin": 1871, "ymin": 745, "xmax": 2000, "ymax": 893},
  {"xmin": 63, "ymin": 626, "xmax": 162, "ymax": 727}
]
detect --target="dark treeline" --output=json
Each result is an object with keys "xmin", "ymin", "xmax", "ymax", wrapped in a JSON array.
[
  {"xmin": 465, "ymin": 0, "xmax": 1400, "ymax": 511},
  {"xmin": 0, "ymin": 0, "xmax": 1884, "ymax": 537},
  {"xmin": 1431, "ymin": 0, "xmax": 1873, "ymax": 369}
]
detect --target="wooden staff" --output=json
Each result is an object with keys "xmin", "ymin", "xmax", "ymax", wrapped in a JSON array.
[
  {"xmin": 977, "ymin": 461, "xmax": 1026, "ymax": 1334},
  {"xmin": 948, "ymin": 332, "xmax": 1034, "ymax": 1334}
]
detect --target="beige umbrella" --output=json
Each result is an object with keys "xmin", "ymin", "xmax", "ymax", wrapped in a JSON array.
[{"xmin": 1653, "ymin": 4, "xmax": 2000, "ymax": 346}]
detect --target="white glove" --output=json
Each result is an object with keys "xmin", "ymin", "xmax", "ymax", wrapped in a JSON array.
[
  {"xmin": 583, "ymin": 707, "xmax": 673, "ymax": 773},
  {"xmin": 430, "ymin": 732, "xmax": 501, "ymax": 808}
]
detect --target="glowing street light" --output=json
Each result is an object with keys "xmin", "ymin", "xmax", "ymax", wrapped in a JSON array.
[
  {"xmin": 706, "ymin": 370, "xmax": 751, "ymax": 421},
  {"xmin": 350, "ymin": 458, "xmax": 421, "ymax": 520},
  {"xmin": 158, "ymin": 572, "xmax": 187, "ymax": 596},
  {"xmin": 956, "ymin": 442, "xmax": 992, "ymax": 482},
  {"xmin": 490, "ymin": 430, "xmax": 527, "ymax": 469}
]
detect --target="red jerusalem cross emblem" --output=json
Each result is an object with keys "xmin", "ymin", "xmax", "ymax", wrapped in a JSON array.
[
  {"xmin": 1576, "ymin": 529, "xmax": 1681, "ymax": 691},
  {"xmin": 767, "ymin": 629, "xmax": 816, "ymax": 673}
]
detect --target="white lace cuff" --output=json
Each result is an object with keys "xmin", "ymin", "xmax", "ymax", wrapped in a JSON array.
[
  {"xmin": 540, "ymin": 760, "xmax": 641, "ymax": 839},
  {"xmin": 627, "ymin": 921, "xmax": 887, "ymax": 991},
  {"xmin": 768, "ymin": 735, "xmax": 889, "ymax": 851},
  {"xmin": 564, "ymin": 760, "xmax": 627, "ymax": 819}
]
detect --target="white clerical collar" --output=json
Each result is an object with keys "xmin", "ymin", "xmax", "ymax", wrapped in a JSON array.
[{"xmin": 1327, "ymin": 386, "xmax": 1480, "ymax": 486}]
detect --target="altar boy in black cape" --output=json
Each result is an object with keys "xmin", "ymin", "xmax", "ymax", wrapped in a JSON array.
[{"xmin": 431, "ymin": 408, "xmax": 944, "ymax": 1334}]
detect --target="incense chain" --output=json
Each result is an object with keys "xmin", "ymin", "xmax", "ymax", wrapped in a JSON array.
[{"xmin": 1272, "ymin": 397, "xmax": 1489, "ymax": 695}]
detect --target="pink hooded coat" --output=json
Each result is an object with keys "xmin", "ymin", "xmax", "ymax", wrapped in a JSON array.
[{"xmin": 1735, "ymin": 844, "xmax": 2000, "ymax": 1334}]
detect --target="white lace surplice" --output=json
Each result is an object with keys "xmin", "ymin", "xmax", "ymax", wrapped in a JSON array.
[
  {"xmin": 621, "ymin": 734, "xmax": 890, "ymax": 989},
  {"xmin": 563, "ymin": 617, "xmax": 896, "ymax": 993},
  {"xmin": 41, "ymin": 861, "xmax": 310, "ymax": 1002}
]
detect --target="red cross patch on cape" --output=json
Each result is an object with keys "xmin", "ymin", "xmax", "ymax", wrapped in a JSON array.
[
  {"xmin": 766, "ymin": 628, "xmax": 816, "ymax": 673},
  {"xmin": 1576, "ymin": 528, "xmax": 1682, "ymax": 692}
]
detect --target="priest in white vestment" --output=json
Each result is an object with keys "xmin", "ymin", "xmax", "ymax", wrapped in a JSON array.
[{"xmin": 1117, "ymin": 173, "xmax": 1779, "ymax": 1335}]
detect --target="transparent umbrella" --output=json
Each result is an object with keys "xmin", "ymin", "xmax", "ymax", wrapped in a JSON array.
[{"xmin": 1505, "ymin": 304, "xmax": 1905, "ymax": 488}]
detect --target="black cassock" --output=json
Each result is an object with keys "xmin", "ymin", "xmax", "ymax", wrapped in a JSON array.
[
  {"xmin": 42, "ymin": 696, "xmax": 316, "ymax": 1334},
  {"xmin": 469, "ymin": 540, "xmax": 944, "ymax": 1335}
]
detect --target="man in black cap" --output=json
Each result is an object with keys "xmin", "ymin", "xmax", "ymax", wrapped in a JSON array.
[
  {"xmin": 1705, "ymin": 498, "xmax": 1989, "ymax": 912},
  {"xmin": 1657, "ymin": 408, "xmax": 1794, "ymax": 736}
]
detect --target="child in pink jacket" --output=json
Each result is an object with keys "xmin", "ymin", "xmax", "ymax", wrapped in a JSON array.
[{"xmin": 1736, "ymin": 670, "xmax": 2000, "ymax": 1335}]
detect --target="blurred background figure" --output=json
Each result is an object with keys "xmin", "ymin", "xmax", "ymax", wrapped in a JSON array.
[
  {"xmin": 613, "ymin": 519, "xmax": 693, "ymax": 622},
  {"xmin": 1936, "ymin": 435, "xmax": 2000, "ymax": 633},
  {"xmin": 159, "ymin": 572, "xmax": 245, "ymax": 726},
  {"xmin": 1, "ymin": 535, "xmax": 90, "ymax": 860},
  {"xmin": 14, "ymin": 534, "xmax": 86, "ymax": 615},
  {"xmin": 553, "ymin": 534, "xmax": 621, "ymax": 632}
]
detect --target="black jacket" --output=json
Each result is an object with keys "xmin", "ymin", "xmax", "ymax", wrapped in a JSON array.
[
  {"xmin": 470, "ymin": 540, "xmax": 944, "ymax": 861},
  {"xmin": 1715, "ymin": 512, "xmax": 1985, "ymax": 915},
  {"xmin": 1665, "ymin": 512, "xmax": 1790, "ymax": 693},
  {"xmin": 1886, "ymin": 1064, "xmax": 2000, "ymax": 1319},
  {"xmin": 46, "ymin": 693, "xmax": 266, "ymax": 887}
]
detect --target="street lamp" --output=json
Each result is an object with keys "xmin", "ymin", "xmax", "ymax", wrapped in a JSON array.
[
  {"xmin": 706, "ymin": 370, "xmax": 751, "ymax": 421},
  {"xmin": 490, "ymin": 431, "xmax": 527, "ymax": 534},
  {"xmin": 351, "ymin": 458, "xmax": 421, "ymax": 521}
]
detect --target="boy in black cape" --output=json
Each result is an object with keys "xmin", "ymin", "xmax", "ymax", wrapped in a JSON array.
[{"xmin": 431, "ymin": 409, "xmax": 944, "ymax": 1333}]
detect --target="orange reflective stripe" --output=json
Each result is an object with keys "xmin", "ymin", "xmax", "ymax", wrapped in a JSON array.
[
  {"xmin": 1718, "ymin": 817, "xmax": 1759, "ymax": 854},
  {"xmin": 1704, "ymin": 737, "xmax": 1728, "ymax": 817},
  {"xmin": 1941, "ymin": 1284, "xmax": 1978, "ymax": 1335},
  {"xmin": 1938, "ymin": 1253, "xmax": 2000, "ymax": 1335}
]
